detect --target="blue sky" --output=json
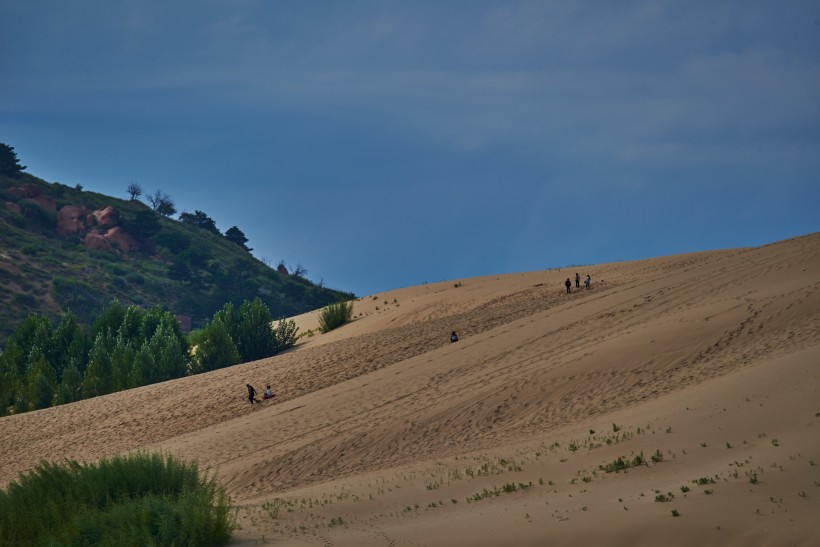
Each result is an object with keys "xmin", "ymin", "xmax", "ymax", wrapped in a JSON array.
[{"xmin": 2, "ymin": 1, "xmax": 819, "ymax": 296}]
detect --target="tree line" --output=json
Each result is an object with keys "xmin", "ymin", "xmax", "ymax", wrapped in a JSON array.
[
  {"xmin": 0, "ymin": 298, "xmax": 297, "ymax": 415},
  {"xmin": 127, "ymin": 181, "xmax": 251, "ymax": 252}
]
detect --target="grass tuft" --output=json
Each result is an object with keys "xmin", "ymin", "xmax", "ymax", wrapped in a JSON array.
[
  {"xmin": 318, "ymin": 300, "xmax": 354, "ymax": 333},
  {"xmin": 0, "ymin": 452, "xmax": 235, "ymax": 546}
]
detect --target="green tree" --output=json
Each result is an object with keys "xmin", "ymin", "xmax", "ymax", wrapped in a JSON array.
[
  {"xmin": 179, "ymin": 210, "xmax": 220, "ymax": 234},
  {"xmin": 110, "ymin": 335, "xmax": 135, "ymax": 390},
  {"xmin": 0, "ymin": 142, "xmax": 26, "ymax": 178},
  {"xmin": 125, "ymin": 210, "xmax": 161, "ymax": 242},
  {"xmin": 83, "ymin": 332, "xmax": 114, "ymax": 398},
  {"xmin": 25, "ymin": 355, "xmax": 57, "ymax": 410},
  {"xmin": 143, "ymin": 320, "xmax": 187, "ymax": 383},
  {"xmin": 0, "ymin": 352, "xmax": 21, "ymax": 415},
  {"xmin": 272, "ymin": 318, "xmax": 299, "ymax": 354},
  {"xmin": 191, "ymin": 320, "xmax": 240, "ymax": 373},
  {"xmin": 224, "ymin": 226, "xmax": 252, "ymax": 252},
  {"xmin": 235, "ymin": 298, "xmax": 277, "ymax": 362},
  {"xmin": 91, "ymin": 300, "xmax": 127, "ymax": 340},
  {"xmin": 52, "ymin": 311, "xmax": 86, "ymax": 381},
  {"xmin": 54, "ymin": 362, "xmax": 82, "ymax": 405}
]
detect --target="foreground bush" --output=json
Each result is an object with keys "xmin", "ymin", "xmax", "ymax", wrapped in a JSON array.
[
  {"xmin": 318, "ymin": 300, "xmax": 354, "ymax": 333},
  {"xmin": 0, "ymin": 453, "xmax": 235, "ymax": 547}
]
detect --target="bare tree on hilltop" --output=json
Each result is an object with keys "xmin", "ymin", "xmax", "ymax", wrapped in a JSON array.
[
  {"xmin": 127, "ymin": 182, "xmax": 143, "ymax": 201},
  {"xmin": 147, "ymin": 189, "xmax": 177, "ymax": 217}
]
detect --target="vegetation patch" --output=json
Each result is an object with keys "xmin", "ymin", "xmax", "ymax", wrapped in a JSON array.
[
  {"xmin": 318, "ymin": 300, "xmax": 354, "ymax": 333},
  {"xmin": 0, "ymin": 453, "xmax": 235, "ymax": 546}
]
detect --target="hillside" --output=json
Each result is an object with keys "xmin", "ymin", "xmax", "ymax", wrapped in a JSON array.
[
  {"xmin": 0, "ymin": 171, "xmax": 353, "ymax": 343},
  {"xmin": 1, "ymin": 233, "xmax": 818, "ymax": 546}
]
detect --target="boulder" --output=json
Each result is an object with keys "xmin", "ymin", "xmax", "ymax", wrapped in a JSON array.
[
  {"xmin": 104, "ymin": 226, "xmax": 138, "ymax": 254},
  {"xmin": 84, "ymin": 232, "xmax": 113, "ymax": 252},
  {"xmin": 277, "ymin": 264, "xmax": 289, "ymax": 275},
  {"xmin": 57, "ymin": 205, "xmax": 89, "ymax": 237},
  {"xmin": 89, "ymin": 206, "xmax": 120, "ymax": 229},
  {"xmin": 4, "ymin": 202, "xmax": 21, "ymax": 215}
]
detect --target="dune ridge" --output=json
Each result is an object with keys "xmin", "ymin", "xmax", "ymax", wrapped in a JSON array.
[{"xmin": 2, "ymin": 233, "xmax": 819, "ymax": 546}]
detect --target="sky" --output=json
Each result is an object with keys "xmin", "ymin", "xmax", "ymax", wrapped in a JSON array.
[{"xmin": 2, "ymin": 1, "xmax": 819, "ymax": 297}]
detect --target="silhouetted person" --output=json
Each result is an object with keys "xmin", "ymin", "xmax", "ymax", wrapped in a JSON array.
[
  {"xmin": 585, "ymin": 274, "xmax": 591, "ymax": 290},
  {"xmin": 575, "ymin": 272, "xmax": 580, "ymax": 288},
  {"xmin": 450, "ymin": 331, "xmax": 459, "ymax": 343},
  {"xmin": 247, "ymin": 384, "xmax": 259, "ymax": 404},
  {"xmin": 565, "ymin": 278, "xmax": 572, "ymax": 294}
]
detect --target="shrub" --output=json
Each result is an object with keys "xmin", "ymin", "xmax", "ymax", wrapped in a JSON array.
[
  {"xmin": 318, "ymin": 300, "xmax": 353, "ymax": 333},
  {"xmin": 0, "ymin": 453, "xmax": 235, "ymax": 546}
]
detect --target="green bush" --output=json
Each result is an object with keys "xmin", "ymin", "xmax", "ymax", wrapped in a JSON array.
[
  {"xmin": 0, "ymin": 453, "xmax": 235, "ymax": 546},
  {"xmin": 318, "ymin": 300, "xmax": 354, "ymax": 333}
]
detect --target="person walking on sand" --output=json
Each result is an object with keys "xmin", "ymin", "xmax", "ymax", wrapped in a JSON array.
[
  {"xmin": 247, "ymin": 384, "xmax": 259, "ymax": 404},
  {"xmin": 575, "ymin": 272, "xmax": 580, "ymax": 288},
  {"xmin": 565, "ymin": 278, "xmax": 572, "ymax": 294},
  {"xmin": 585, "ymin": 274, "xmax": 591, "ymax": 290}
]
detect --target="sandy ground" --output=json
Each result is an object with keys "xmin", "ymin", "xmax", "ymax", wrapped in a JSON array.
[{"xmin": 1, "ymin": 233, "xmax": 819, "ymax": 546}]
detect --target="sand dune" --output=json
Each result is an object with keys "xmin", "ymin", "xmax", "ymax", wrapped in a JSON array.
[{"xmin": 2, "ymin": 233, "xmax": 819, "ymax": 546}]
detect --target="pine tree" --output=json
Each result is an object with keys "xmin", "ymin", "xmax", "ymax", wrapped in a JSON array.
[{"xmin": 0, "ymin": 142, "xmax": 26, "ymax": 178}]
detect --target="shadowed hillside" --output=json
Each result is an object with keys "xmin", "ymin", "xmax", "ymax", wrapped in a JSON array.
[
  {"xmin": 1, "ymin": 233, "xmax": 818, "ymax": 546},
  {"xmin": 0, "ymin": 169, "xmax": 353, "ymax": 343}
]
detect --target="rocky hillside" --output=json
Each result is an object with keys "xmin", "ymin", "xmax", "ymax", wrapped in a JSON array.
[{"xmin": 0, "ymin": 171, "xmax": 353, "ymax": 343}]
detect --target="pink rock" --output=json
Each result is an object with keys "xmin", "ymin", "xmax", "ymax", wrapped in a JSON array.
[
  {"xmin": 4, "ymin": 202, "xmax": 21, "ymax": 214},
  {"xmin": 84, "ymin": 232, "xmax": 113, "ymax": 252},
  {"xmin": 89, "ymin": 206, "xmax": 120, "ymax": 229},
  {"xmin": 57, "ymin": 205, "xmax": 89, "ymax": 237},
  {"xmin": 104, "ymin": 226, "xmax": 138, "ymax": 254}
]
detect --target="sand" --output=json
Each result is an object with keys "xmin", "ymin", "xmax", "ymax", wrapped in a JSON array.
[{"xmin": 1, "ymin": 233, "xmax": 819, "ymax": 546}]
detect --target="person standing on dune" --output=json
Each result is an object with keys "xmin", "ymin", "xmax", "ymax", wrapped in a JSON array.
[
  {"xmin": 247, "ymin": 384, "xmax": 259, "ymax": 404},
  {"xmin": 565, "ymin": 278, "xmax": 572, "ymax": 294},
  {"xmin": 575, "ymin": 272, "xmax": 580, "ymax": 288}
]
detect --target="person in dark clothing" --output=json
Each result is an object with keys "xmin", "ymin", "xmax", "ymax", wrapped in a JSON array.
[
  {"xmin": 575, "ymin": 272, "xmax": 580, "ymax": 288},
  {"xmin": 565, "ymin": 278, "xmax": 572, "ymax": 294},
  {"xmin": 247, "ymin": 384, "xmax": 259, "ymax": 404},
  {"xmin": 450, "ymin": 331, "xmax": 459, "ymax": 343},
  {"xmin": 585, "ymin": 274, "xmax": 591, "ymax": 289}
]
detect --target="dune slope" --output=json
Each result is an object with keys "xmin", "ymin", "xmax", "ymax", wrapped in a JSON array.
[{"xmin": 1, "ymin": 233, "xmax": 819, "ymax": 546}]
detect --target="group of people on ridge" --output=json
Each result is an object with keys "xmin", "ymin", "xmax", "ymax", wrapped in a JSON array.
[{"xmin": 566, "ymin": 272, "xmax": 591, "ymax": 293}]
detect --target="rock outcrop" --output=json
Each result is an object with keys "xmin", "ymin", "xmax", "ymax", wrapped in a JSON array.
[
  {"xmin": 57, "ymin": 205, "xmax": 89, "ymax": 237},
  {"xmin": 6, "ymin": 184, "xmax": 140, "ymax": 258},
  {"xmin": 88, "ymin": 206, "xmax": 119, "ymax": 229},
  {"xmin": 104, "ymin": 226, "xmax": 138, "ymax": 253},
  {"xmin": 84, "ymin": 232, "xmax": 113, "ymax": 253}
]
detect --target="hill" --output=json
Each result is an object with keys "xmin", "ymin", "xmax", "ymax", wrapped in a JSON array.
[
  {"xmin": 0, "ymin": 169, "xmax": 353, "ymax": 343},
  {"xmin": 1, "ymin": 233, "xmax": 818, "ymax": 546}
]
